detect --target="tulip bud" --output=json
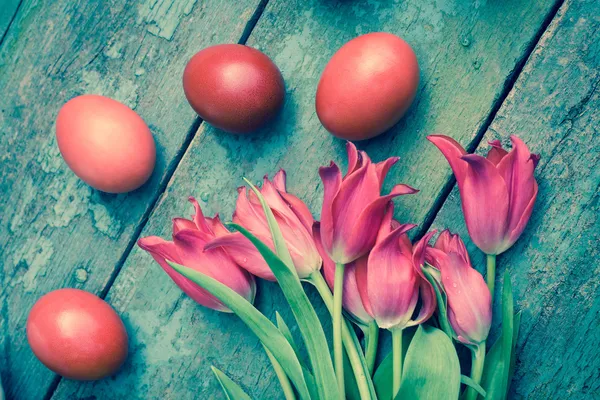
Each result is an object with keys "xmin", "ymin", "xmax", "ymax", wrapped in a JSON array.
[
  {"xmin": 207, "ymin": 170, "xmax": 321, "ymax": 280},
  {"xmin": 138, "ymin": 197, "xmax": 256, "ymax": 312},
  {"xmin": 318, "ymin": 142, "xmax": 418, "ymax": 264},
  {"xmin": 426, "ymin": 230, "xmax": 491, "ymax": 345},
  {"xmin": 428, "ymin": 135, "xmax": 539, "ymax": 255}
]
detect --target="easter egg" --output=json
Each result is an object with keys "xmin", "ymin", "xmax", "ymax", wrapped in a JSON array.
[
  {"xmin": 183, "ymin": 44, "xmax": 285, "ymax": 134},
  {"xmin": 56, "ymin": 95, "xmax": 156, "ymax": 193},
  {"xmin": 27, "ymin": 288, "xmax": 128, "ymax": 380},
  {"xmin": 316, "ymin": 32, "xmax": 419, "ymax": 141}
]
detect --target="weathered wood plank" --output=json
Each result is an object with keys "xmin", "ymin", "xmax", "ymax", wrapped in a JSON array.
[
  {"xmin": 429, "ymin": 0, "xmax": 599, "ymax": 398},
  {"xmin": 50, "ymin": 0, "xmax": 569, "ymax": 398},
  {"xmin": 0, "ymin": 0, "xmax": 263, "ymax": 398},
  {"xmin": 0, "ymin": 0, "xmax": 21, "ymax": 43}
]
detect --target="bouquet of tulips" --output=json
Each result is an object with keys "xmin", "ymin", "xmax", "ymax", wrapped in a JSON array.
[{"xmin": 138, "ymin": 135, "xmax": 539, "ymax": 400}]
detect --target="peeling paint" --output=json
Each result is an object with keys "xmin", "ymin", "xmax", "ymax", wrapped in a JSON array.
[
  {"xmin": 11, "ymin": 236, "xmax": 54, "ymax": 292},
  {"xmin": 138, "ymin": 0, "xmax": 197, "ymax": 41},
  {"xmin": 89, "ymin": 203, "xmax": 122, "ymax": 239}
]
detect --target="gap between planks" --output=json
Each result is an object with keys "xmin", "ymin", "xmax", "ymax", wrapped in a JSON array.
[
  {"xmin": 0, "ymin": 0, "xmax": 25, "ymax": 48},
  {"xmin": 40, "ymin": 1, "xmax": 270, "ymax": 400},
  {"xmin": 414, "ymin": 0, "xmax": 566, "ymax": 240}
]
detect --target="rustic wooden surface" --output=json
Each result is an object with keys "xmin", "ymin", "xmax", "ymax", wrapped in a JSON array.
[
  {"xmin": 430, "ymin": 0, "xmax": 600, "ymax": 398},
  {"xmin": 1, "ymin": 0, "xmax": 597, "ymax": 398},
  {"xmin": 0, "ymin": 0, "xmax": 263, "ymax": 398}
]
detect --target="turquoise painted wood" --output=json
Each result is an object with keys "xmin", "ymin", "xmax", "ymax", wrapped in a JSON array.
[
  {"xmin": 0, "ymin": 0, "xmax": 21, "ymax": 42},
  {"xmin": 47, "ymin": 1, "xmax": 568, "ymax": 399},
  {"xmin": 0, "ymin": 0, "xmax": 264, "ymax": 398},
  {"xmin": 430, "ymin": 0, "xmax": 599, "ymax": 398}
]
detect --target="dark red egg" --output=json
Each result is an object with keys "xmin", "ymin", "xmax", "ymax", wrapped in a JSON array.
[
  {"xmin": 183, "ymin": 44, "xmax": 285, "ymax": 134},
  {"xmin": 27, "ymin": 289, "xmax": 128, "ymax": 380},
  {"xmin": 316, "ymin": 32, "xmax": 420, "ymax": 141}
]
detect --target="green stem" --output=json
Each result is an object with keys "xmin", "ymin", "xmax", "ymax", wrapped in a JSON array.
[
  {"xmin": 392, "ymin": 328, "xmax": 403, "ymax": 398},
  {"xmin": 264, "ymin": 345, "xmax": 296, "ymax": 400},
  {"xmin": 486, "ymin": 254, "xmax": 496, "ymax": 299},
  {"xmin": 333, "ymin": 263, "xmax": 346, "ymax": 399},
  {"xmin": 309, "ymin": 272, "xmax": 375, "ymax": 400},
  {"xmin": 365, "ymin": 321, "xmax": 379, "ymax": 376},
  {"xmin": 466, "ymin": 343, "xmax": 486, "ymax": 400}
]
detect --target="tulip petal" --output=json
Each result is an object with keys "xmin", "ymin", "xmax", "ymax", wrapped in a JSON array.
[
  {"xmin": 366, "ymin": 224, "xmax": 419, "ymax": 329},
  {"xmin": 319, "ymin": 162, "xmax": 342, "ymax": 256},
  {"xmin": 207, "ymin": 214, "xmax": 230, "ymax": 238},
  {"xmin": 233, "ymin": 187, "xmax": 270, "ymax": 233},
  {"xmin": 375, "ymin": 156, "xmax": 399, "ymax": 189},
  {"xmin": 189, "ymin": 197, "xmax": 213, "ymax": 234},
  {"xmin": 279, "ymin": 191, "xmax": 314, "ymax": 231},
  {"xmin": 440, "ymin": 252, "xmax": 491, "ymax": 345},
  {"xmin": 138, "ymin": 236, "xmax": 227, "ymax": 311},
  {"xmin": 273, "ymin": 169, "xmax": 287, "ymax": 192},
  {"xmin": 315, "ymin": 223, "xmax": 373, "ymax": 325},
  {"xmin": 173, "ymin": 218, "xmax": 197, "ymax": 235},
  {"xmin": 346, "ymin": 142, "xmax": 360, "ymax": 176},
  {"xmin": 427, "ymin": 135, "xmax": 468, "ymax": 187},
  {"xmin": 174, "ymin": 229, "xmax": 256, "ymax": 304},
  {"xmin": 497, "ymin": 136, "xmax": 538, "ymax": 236},
  {"xmin": 205, "ymin": 232, "xmax": 276, "ymax": 281},
  {"xmin": 461, "ymin": 154, "xmax": 510, "ymax": 255},
  {"xmin": 339, "ymin": 184, "xmax": 418, "ymax": 263},
  {"xmin": 406, "ymin": 231, "xmax": 437, "ymax": 326},
  {"xmin": 434, "ymin": 230, "xmax": 470, "ymax": 265},
  {"xmin": 486, "ymin": 140, "xmax": 508, "ymax": 166},
  {"xmin": 506, "ymin": 180, "xmax": 539, "ymax": 251}
]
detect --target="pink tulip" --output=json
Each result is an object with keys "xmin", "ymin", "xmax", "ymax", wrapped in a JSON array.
[
  {"xmin": 207, "ymin": 170, "xmax": 322, "ymax": 281},
  {"xmin": 138, "ymin": 197, "xmax": 256, "ymax": 312},
  {"xmin": 319, "ymin": 142, "xmax": 418, "ymax": 264},
  {"xmin": 426, "ymin": 230, "xmax": 491, "ymax": 345},
  {"xmin": 428, "ymin": 135, "xmax": 540, "ymax": 255},
  {"xmin": 314, "ymin": 222, "xmax": 373, "ymax": 326},
  {"xmin": 352, "ymin": 205, "xmax": 436, "ymax": 330}
]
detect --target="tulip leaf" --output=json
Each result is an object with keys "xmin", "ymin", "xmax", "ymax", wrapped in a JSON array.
[
  {"xmin": 276, "ymin": 312, "xmax": 304, "ymax": 363},
  {"xmin": 372, "ymin": 327, "xmax": 415, "ymax": 400},
  {"xmin": 461, "ymin": 375, "xmax": 487, "ymax": 397},
  {"xmin": 169, "ymin": 262, "xmax": 311, "ymax": 400},
  {"xmin": 422, "ymin": 264, "xmax": 454, "ymax": 339},
  {"xmin": 244, "ymin": 178, "xmax": 295, "ymax": 270},
  {"xmin": 395, "ymin": 325, "xmax": 461, "ymax": 400},
  {"xmin": 211, "ymin": 366, "xmax": 253, "ymax": 400},
  {"xmin": 480, "ymin": 273, "xmax": 518, "ymax": 400},
  {"xmin": 229, "ymin": 223, "xmax": 339, "ymax": 400}
]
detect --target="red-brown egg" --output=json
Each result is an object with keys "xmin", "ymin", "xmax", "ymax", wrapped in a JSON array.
[
  {"xmin": 27, "ymin": 289, "xmax": 128, "ymax": 380},
  {"xmin": 316, "ymin": 32, "xmax": 420, "ymax": 141},
  {"xmin": 56, "ymin": 95, "xmax": 156, "ymax": 193},
  {"xmin": 183, "ymin": 44, "xmax": 285, "ymax": 134}
]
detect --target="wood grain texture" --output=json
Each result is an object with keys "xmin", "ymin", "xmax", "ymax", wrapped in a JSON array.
[
  {"xmin": 429, "ymin": 0, "xmax": 599, "ymax": 398},
  {"xmin": 0, "ymin": 0, "xmax": 262, "ymax": 398},
  {"xmin": 53, "ymin": 0, "xmax": 569, "ymax": 399}
]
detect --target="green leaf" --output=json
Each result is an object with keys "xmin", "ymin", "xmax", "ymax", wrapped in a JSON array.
[
  {"xmin": 509, "ymin": 311, "xmax": 522, "ymax": 385},
  {"xmin": 373, "ymin": 328, "xmax": 416, "ymax": 400},
  {"xmin": 480, "ymin": 273, "xmax": 517, "ymax": 400},
  {"xmin": 396, "ymin": 325, "xmax": 461, "ymax": 400},
  {"xmin": 343, "ymin": 348, "xmax": 362, "ymax": 400},
  {"xmin": 276, "ymin": 312, "xmax": 304, "ymax": 363},
  {"xmin": 243, "ymin": 178, "xmax": 295, "ymax": 270},
  {"xmin": 211, "ymin": 366, "xmax": 253, "ymax": 400},
  {"xmin": 229, "ymin": 222, "xmax": 338, "ymax": 400},
  {"xmin": 169, "ymin": 262, "xmax": 311, "ymax": 400},
  {"xmin": 422, "ymin": 264, "xmax": 454, "ymax": 338},
  {"xmin": 461, "ymin": 375, "xmax": 487, "ymax": 397}
]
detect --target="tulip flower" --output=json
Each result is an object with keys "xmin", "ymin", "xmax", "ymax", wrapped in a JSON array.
[
  {"xmin": 319, "ymin": 142, "xmax": 418, "ymax": 265},
  {"xmin": 206, "ymin": 170, "xmax": 322, "ymax": 281},
  {"xmin": 426, "ymin": 230, "xmax": 491, "ymax": 345},
  {"xmin": 427, "ymin": 135, "xmax": 539, "ymax": 256},
  {"xmin": 428, "ymin": 134, "xmax": 539, "ymax": 297},
  {"xmin": 138, "ymin": 197, "xmax": 256, "ymax": 312},
  {"xmin": 426, "ymin": 230, "xmax": 491, "ymax": 400}
]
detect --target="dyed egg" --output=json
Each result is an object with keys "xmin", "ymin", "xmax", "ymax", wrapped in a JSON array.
[
  {"xmin": 183, "ymin": 44, "xmax": 285, "ymax": 134},
  {"xmin": 316, "ymin": 32, "xmax": 420, "ymax": 141},
  {"xmin": 27, "ymin": 289, "xmax": 128, "ymax": 380},
  {"xmin": 56, "ymin": 95, "xmax": 156, "ymax": 193}
]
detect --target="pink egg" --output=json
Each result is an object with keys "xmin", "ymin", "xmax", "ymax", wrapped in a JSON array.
[{"xmin": 56, "ymin": 95, "xmax": 156, "ymax": 193}]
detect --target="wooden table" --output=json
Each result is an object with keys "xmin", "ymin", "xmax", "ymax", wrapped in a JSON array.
[{"xmin": 0, "ymin": 0, "xmax": 597, "ymax": 398}]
